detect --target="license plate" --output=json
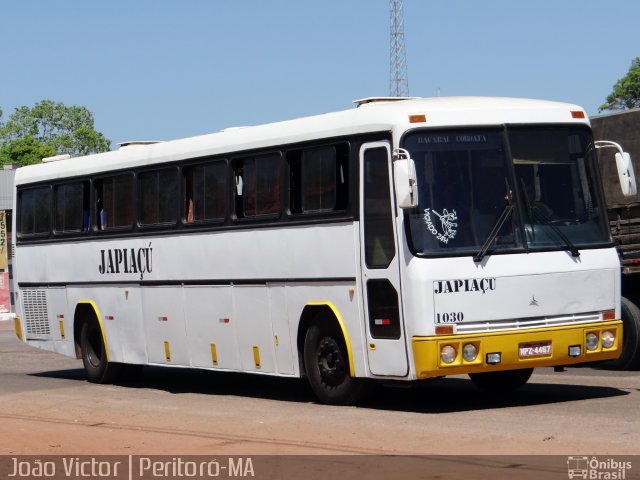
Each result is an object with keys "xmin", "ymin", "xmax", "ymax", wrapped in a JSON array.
[{"xmin": 519, "ymin": 341, "xmax": 552, "ymax": 358}]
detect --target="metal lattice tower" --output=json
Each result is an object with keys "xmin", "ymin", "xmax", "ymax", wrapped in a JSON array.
[{"xmin": 389, "ymin": 0, "xmax": 409, "ymax": 97}]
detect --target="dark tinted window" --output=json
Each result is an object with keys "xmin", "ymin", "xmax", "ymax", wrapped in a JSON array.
[
  {"xmin": 18, "ymin": 187, "xmax": 51, "ymax": 236},
  {"xmin": 184, "ymin": 162, "xmax": 227, "ymax": 223},
  {"xmin": 363, "ymin": 147, "xmax": 395, "ymax": 268},
  {"xmin": 54, "ymin": 181, "xmax": 90, "ymax": 233},
  {"xmin": 95, "ymin": 174, "xmax": 134, "ymax": 230},
  {"xmin": 302, "ymin": 147, "xmax": 336, "ymax": 212},
  {"xmin": 139, "ymin": 168, "xmax": 179, "ymax": 225},
  {"xmin": 233, "ymin": 153, "xmax": 281, "ymax": 218},
  {"xmin": 288, "ymin": 144, "xmax": 349, "ymax": 214},
  {"xmin": 367, "ymin": 279, "xmax": 401, "ymax": 339}
]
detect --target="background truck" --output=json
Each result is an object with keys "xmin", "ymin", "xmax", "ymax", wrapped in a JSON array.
[{"xmin": 592, "ymin": 108, "xmax": 640, "ymax": 369}]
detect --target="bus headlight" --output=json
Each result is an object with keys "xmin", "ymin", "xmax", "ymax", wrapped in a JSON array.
[
  {"xmin": 462, "ymin": 343, "xmax": 478, "ymax": 362},
  {"xmin": 586, "ymin": 332, "xmax": 599, "ymax": 351},
  {"xmin": 440, "ymin": 345, "xmax": 457, "ymax": 364},
  {"xmin": 601, "ymin": 331, "xmax": 615, "ymax": 349}
]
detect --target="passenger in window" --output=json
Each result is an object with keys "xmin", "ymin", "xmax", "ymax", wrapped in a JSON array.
[
  {"xmin": 96, "ymin": 196, "xmax": 106, "ymax": 230},
  {"xmin": 82, "ymin": 210, "xmax": 91, "ymax": 231},
  {"xmin": 187, "ymin": 198, "xmax": 194, "ymax": 223}
]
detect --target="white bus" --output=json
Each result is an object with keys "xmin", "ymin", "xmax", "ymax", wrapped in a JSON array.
[{"xmin": 12, "ymin": 97, "xmax": 633, "ymax": 405}]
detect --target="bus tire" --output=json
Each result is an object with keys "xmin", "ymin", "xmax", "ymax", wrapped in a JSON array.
[
  {"xmin": 603, "ymin": 297, "xmax": 640, "ymax": 370},
  {"xmin": 469, "ymin": 368, "xmax": 533, "ymax": 393},
  {"xmin": 80, "ymin": 319, "xmax": 121, "ymax": 384},
  {"xmin": 303, "ymin": 319, "xmax": 370, "ymax": 405}
]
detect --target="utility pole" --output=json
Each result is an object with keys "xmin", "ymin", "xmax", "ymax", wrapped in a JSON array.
[{"xmin": 389, "ymin": 0, "xmax": 409, "ymax": 97}]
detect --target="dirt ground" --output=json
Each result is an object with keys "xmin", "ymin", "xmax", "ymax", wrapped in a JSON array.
[{"xmin": 1, "ymin": 321, "xmax": 639, "ymax": 457}]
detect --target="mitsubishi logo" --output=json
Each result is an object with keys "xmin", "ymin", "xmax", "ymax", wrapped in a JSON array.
[{"xmin": 529, "ymin": 295, "xmax": 539, "ymax": 307}]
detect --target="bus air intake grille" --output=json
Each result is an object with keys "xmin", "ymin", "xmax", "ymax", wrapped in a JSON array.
[
  {"xmin": 23, "ymin": 290, "xmax": 51, "ymax": 337},
  {"xmin": 454, "ymin": 313, "xmax": 602, "ymax": 334}
]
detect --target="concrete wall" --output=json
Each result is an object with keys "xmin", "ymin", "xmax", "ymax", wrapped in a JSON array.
[{"xmin": 0, "ymin": 168, "xmax": 15, "ymax": 211}]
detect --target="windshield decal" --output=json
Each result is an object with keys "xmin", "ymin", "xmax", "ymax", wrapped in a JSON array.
[{"xmin": 424, "ymin": 208, "xmax": 458, "ymax": 244}]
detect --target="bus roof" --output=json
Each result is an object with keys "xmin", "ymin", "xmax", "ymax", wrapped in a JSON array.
[{"xmin": 15, "ymin": 96, "xmax": 589, "ymax": 186}]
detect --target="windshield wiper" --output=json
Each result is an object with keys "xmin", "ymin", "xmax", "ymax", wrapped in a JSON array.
[
  {"xmin": 474, "ymin": 181, "xmax": 516, "ymax": 263},
  {"xmin": 530, "ymin": 206, "xmax": 581, "ymax": 257},
  {"xmin": 473, "ymin": 203, "xmax": 515, "ymax": 263}
]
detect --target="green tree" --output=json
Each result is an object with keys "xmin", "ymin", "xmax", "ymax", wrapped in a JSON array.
[
  {"xmin": 0, "ymin": 100, "xmax": 111, "ymax": 166},
  {"xmin": 599, "ymin": 57, "xmax": 640, "ymax": 112},
  {"xmin": 0, "ymin": 136, "xmax": 56, "ymax": 166}
]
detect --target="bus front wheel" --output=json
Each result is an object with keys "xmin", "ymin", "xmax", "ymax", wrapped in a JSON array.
[
  {"xmin": 80, "ymin": 320, "xmax": 121, "ymax": 384},
  {"xmin": 303, "ymin": 320, "xmax": 369, "ymax": 405},
  {"xmin": 602, "ymin": 297, "xmax": 640, "ymax": 370},
  {"xmin": 469, "ymin": 368, "xmax": 533, "ymax": 393}
]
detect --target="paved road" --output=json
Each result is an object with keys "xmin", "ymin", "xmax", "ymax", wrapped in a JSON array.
[{"xmin": 0, "ymin": 321, "xmax": 638, "ymax": 458}]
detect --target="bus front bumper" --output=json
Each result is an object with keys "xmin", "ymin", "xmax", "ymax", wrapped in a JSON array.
[{"xmin": 412, "ymin": 320, "xmax": 622, "ymax": 378}]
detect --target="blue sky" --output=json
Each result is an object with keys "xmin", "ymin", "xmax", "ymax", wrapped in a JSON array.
[{"xmin": 1, "ymin": 1, "xmax": 638, "ymax": 148}]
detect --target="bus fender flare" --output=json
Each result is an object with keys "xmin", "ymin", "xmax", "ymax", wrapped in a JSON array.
[
  {"xmin": 73, "ymin": 300, "xmax": 110, "ymax": 362},
  {"xmin": 301, "ymin": 302, "xmax": 355, "ymax": 377}
]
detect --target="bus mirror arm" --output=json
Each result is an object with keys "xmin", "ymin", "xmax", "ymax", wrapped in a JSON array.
[
  {"xmin": 393, "ymin": 148, "xmax": 419, "ymax": 208},
  {"xmin": 595, "ymin": 140, "xmax": 637, "ymax": 197}
]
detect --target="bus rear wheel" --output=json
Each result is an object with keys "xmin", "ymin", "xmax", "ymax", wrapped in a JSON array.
[
  {"xmin": 80, "ymin": 320, "xmax": 121, "ymax": 384},
  {"xmin": 469, "ymin": 368, "xmax": 533, "ymax": 393},
  {"xmin": 303, "ymin": 320, "xmax": 370, "ymax": 405}
]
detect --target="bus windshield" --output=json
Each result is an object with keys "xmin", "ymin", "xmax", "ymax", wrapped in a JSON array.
[{"xmin": 403, "ymin": 126, "xmax": 610, "ymax": 257}]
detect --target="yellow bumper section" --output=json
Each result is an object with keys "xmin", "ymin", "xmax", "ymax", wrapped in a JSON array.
[{"xmin": 412, "ymin": 320, "xmax": 622, "ymax": 378}]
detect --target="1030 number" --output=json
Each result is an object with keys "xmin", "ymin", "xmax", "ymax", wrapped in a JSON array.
[{"xmin": 436, "ymin": 312, "xmax": 464, "ymax": 323}]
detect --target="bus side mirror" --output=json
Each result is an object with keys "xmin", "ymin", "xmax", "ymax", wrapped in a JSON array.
[
  {"xmin": 393, "ymin": 149, "xmax": 418, "ymax": 208},
  {"xmin": 595, "ymin": 140, "xmax": 637, "ymax": 197},
  {"xmin": 615, "ymin": 151, "xmax": 637, "ymax": 197}
]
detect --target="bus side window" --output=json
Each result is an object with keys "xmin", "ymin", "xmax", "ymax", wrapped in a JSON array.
[
  {"xmin": 54, "ymin": 181, "xmax": 90, "ymax": 234},
  {"xmin": 287, "ymin": 143, "xmax": 348, "ymax": 215},
  {"xmin": 95, "ymin": 174, "xmax": 134, "ymax": 230},
  {"xmin": 233, "ymin": 154, "xmax": 281, "ymax": 219},
  {"xmin": 139, "ymin": 168, "xmax": 179, "ymax": 226},
  {"xmin": 18, "ymin": 187, "xmax": 51, "ymax": 237},
  {"xmin": 183, "ymin": 162, "xmax": 227, "ymax": 224}
]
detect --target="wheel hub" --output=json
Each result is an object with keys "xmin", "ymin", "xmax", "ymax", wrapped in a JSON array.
[
  {"xmin": 87, "ymin": 328, "xmax": 102, "ymax": 368},
  {"xmin": 316, "ymin": 337, "xmax": 346, "ymax": 387}
]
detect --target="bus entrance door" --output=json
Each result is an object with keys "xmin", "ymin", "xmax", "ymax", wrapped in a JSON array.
[{"xmin": 359, "ymin": 142, "xmax": 409, "ymax": 377}]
